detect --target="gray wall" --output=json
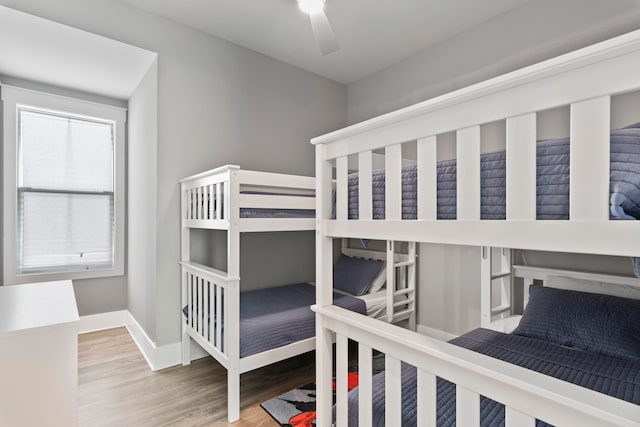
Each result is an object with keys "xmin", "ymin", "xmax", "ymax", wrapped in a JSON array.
[
  {"xmin": 1, "ymin": 0, "xmax": 347, "ymax": 345},
  {"xmin": 345, "ymin": 0, "xmax": 640, "ymax": 336},
  {"xmin": 127, "ymin": 59, "xmax": 158, "ymax": 340},
  {"xmin": 348, "ymin": 0, "xmax": 640, "ymax": 124}
]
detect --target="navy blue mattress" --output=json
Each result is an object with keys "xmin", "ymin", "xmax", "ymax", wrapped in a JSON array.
[
  {"xmin": 183, "ymin": 282, "xmax": 366, "ymax": 358},
  {"xmin": 346, "ymin": 328, "xmax": 640, "ymax": 426}
]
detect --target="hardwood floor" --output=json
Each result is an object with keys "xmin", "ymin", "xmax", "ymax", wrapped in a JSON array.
[{"xmin": 79, "ymin": 328, "xmax": 316, "ymax": 426}]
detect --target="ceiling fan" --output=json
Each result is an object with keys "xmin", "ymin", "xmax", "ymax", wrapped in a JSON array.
[{"xmin": 297, "ymin": 0, "xmax": 340, "ymax": 55}]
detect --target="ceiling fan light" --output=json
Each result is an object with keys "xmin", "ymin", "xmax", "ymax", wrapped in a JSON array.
[{"xmin": 298, "ymin": 0, "xmax": 325, "ymax": 15}]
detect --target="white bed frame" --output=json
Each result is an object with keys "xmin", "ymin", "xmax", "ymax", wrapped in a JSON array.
[
  {"xmin": 179, "ymin": 165, "xmax": 315, "ymax": 422},
  {"xmin": 312, "ymin": 30, "xmax": 640, "ymax": 426},
  {"xmin": 178, "ymin": 166, "xmax": 417, "ymax": 422}
]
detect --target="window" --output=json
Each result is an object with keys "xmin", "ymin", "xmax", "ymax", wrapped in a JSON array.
[{"xmin": 2, "ymin": 86, "xmax": 125, "ymax": 281}]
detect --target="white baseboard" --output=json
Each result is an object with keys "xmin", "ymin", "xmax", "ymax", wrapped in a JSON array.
[
  {"xmin": 417, "ymin": 324, "xmax": 459, "ymax": 342},
  {"xmin": 124, "ymin": 311, "xmax": 177, "ymax": 371},
  {"xmin": 78, "ymin": 310, "xmax": 127, "ymax": 334},
  {"xmin": 79, "ymin": 310, "xmax": 212, "ymax": 371}
]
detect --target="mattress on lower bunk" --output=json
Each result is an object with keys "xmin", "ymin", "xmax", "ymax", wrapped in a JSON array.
[
  {"xmin": 345, "ymin": 328, "xmax": 640, "ymax": 427},
  {"xmin": 346, "ymin": 125, "xmax": 640, "ymax": 221},
  {"xmin": 183, "ymin": 283, "xmax": 366, "ymax": 358}
]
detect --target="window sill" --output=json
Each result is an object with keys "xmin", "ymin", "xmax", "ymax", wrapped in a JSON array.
[{"xmin": 15, "ymin": 265, "xmax": 124, "ymax": 282}]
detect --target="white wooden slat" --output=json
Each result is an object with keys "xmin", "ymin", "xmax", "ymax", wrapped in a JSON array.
[
  {"xmin": 386, "ymin": 241, "xmax": 396, "ymax": 323},
  {"xmin": 203, "ymin": 280, "xmax": 209, "ymax": 341},
  {"xmin": 456, "ymin": 126, "xmax": 481, "ymax": 220},
  {"xmin": 197, "ymin": 187, "xmax": 202, "ymax": 220},
  {"xmin": 188, "ymin": 274, "xmax": 193, "ymax": 328},
  {"xmin": 208, "ymin": 184, "xmax": 214, "ymax": 220},
  {"xmin": 336, "ymin": 156, "xmax": 349, "ymax": 220},
  {"xmin": 506, "ymin": 113, "xmax": 537, "ymax": 220},
  {"xmin": 417, "ymin": 368, "xmax": 437, "ymax": 427},
  {"xmin": 457, "ymin": 385, "xmax": 480, "ymax": 427},
  {"xmin": 407, "ymin": 242, "xmax": 417, "ymax": 330},
  {"xmin": 216, "ymin": 284, "xmax": 222, "ymax": 349},
  {"xmin": 236, "ymin": 169, "xmax": 315, "ymax": 189},
  {"xmin": 336, "ymin": 334, "xmax": 349, "ymax": 427},
  {"xmin": 385, "ymin": 355, "xmax": 402, "ymax": 427},
  {"xmin": 570, "ymin": 96, "xmax": 610, "ymax": 221},
  {"xmin": 358, "ymin": 150, "xmax": 373, "ymax": 220},
  {"xmin": 358, "ymin": 343, "xmax": 373, "ymax": 427},
  {"xmin": 506, "ymin": 407, "xmax": 536, "ymax": 427},
  {"xmin": 187, "ymin": 189, "xmax": 193, "ymax": 220},
  {"xmin": 417, "ymin": 136, "xmax": 438, "ymax": 220},
  {"xmin": 523, "ymin": 278, "xmax": 533, "ymax": 308},
  {"xmin": 385, "ymin": 144, "xmax": 403, "ymax": 220},
  {"xmin": 480, "ymin": 246, "xmax": 492, "ymax": 327},
  {"xmin": 197, "ymin": 277, "xmax": 203, "ymax": 335},
  {"xmin": 216, "ymin": 183, "xmax": 222, "ymax": 220},
  {"xmin": 499, "ymin": 248, "xmax": 512, "ymax": 319}
]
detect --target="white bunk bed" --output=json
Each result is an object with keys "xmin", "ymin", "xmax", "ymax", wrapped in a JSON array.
[
  {"xmin": 178, "ymin": 165, "xmax": 416, "ymax": 422},
  {"xmin": 311, "ymin": 30, "xmax": 640, "ymax": 427}
]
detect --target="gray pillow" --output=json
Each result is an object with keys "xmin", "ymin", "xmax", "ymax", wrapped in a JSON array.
[
  {"xmin": 333, "ymin": 255, "xmax": 384, "ymax": 296},
  {"xmin": 513, "ymin": 285, "xmax": 640, "ymax": 361}
]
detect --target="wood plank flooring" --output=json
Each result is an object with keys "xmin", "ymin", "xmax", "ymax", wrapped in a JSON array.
[{"xmin": 79, "ymin": 327, "xmax": 316, "ymax": 426}]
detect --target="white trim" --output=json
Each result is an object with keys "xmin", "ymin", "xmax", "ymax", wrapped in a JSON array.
[
  {"xmin": 1, "ymin": 85, "xmax": 126, "ymax": 283},
  {"xmin": 78, "ymin": 310, "xmax": 126, "ymax": 334},
  {"xmin": 417, "ymin": 324, "xmax": 459, "ymax": 342},
  {"xmin": 77, "ymin": 311, "xmax": 209, "ymax": 369}
]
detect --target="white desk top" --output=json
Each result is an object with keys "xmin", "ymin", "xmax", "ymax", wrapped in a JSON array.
[{"xmin": 0, "ymin": 280, "xmax": 79, "ymax": 334}]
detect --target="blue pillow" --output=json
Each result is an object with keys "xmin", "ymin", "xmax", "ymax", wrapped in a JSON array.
[
  {"xmin": 513, "ymin": 285, "xmax": 640, "ymax": 361},
  {"xmin": 333, "ymin": 255, "xmax": 384, "ymax": 296}
]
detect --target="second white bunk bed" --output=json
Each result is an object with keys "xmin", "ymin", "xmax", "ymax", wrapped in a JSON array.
[
  {"xmin": 178, "ymin": 165, "xmax": 416, "ymax": 422},
  {"xmin": 312, "ymin": 30, "xmax": 640, "ymax": 427}
]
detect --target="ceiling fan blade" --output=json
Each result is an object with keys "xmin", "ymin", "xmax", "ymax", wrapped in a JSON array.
[{"xmin": 309, "ymin": 11, "xmax": 339, "ymax": 55}]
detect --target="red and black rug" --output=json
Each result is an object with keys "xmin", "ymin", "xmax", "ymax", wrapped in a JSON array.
[{"xmin": 260, "ymin": 372, "xmax": 359, "ymax": 427}]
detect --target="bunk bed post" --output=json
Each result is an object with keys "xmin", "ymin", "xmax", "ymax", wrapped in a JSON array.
[
  {"xmin": 181, "ymin": 182, "xmax": 191, "ymax": 366},
  {"xmin": 226, "ymin": 166, "xmax": 241, "ymax": 422},
  {"xmin": 315, "ymin": 144, "xmax": 334, "ymax": 427}
]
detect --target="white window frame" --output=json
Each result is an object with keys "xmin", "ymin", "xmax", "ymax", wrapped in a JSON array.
[{"xmin": 2, "ymin": 85, "xmax": 126, "ymax": 282}]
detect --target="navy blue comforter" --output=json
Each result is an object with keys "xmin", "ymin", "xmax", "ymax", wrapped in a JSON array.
[
  {"xmin": 346, "ymin": 126, "xmax": 640, "ymax": 221},
  {"xmin": 346, "ymin": 328, "xmax": 640, "ymax": 426},
  {"xmin": 184, "ymin": 283, "xmax": 366, "ymax": 358}
]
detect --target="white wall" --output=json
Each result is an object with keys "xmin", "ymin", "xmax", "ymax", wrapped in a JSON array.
[
  {"xmin": 345, "ymin": 0, "xmax": 640, "ymax": 336},
  {"xmin": 0, "ymin": 0, "xmax": 347, "ymax": 345}
]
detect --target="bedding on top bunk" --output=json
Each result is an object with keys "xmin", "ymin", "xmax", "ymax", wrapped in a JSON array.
[
  {"xmin": 191, "ymin": 191, "xmax": 314, "ymax": 219},
  {"xmin": 183, "ymin": 283, "xmax": 366, "ymax": 358},
  {"xmin": 345, "ymin": 124, "xmax": 640, "ymax": 221}
]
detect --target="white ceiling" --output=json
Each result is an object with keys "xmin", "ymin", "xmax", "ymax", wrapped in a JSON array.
[
  {"xmin": 122, "ymin": 0, "xmax": 530, "ymax": 84},
  {"xmin": 0, "ymin": 6, "xmax": 156, "ymax": 100}
]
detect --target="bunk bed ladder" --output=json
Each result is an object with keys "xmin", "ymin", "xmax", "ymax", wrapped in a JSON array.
[
  {"xmin": 386, "ymin": 240, "xmax": 417, "ymax": 330},
  {"xmin": 480, "ymin": 246, "xmax": 513, "ymax": 327}
]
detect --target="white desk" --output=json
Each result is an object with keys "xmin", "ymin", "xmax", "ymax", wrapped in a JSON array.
[{"xmin": 0, "ymin": 280, "xmax": 79, "ymax": 427}]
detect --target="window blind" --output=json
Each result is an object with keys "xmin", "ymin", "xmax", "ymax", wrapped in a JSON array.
[{"xmin": 18, "ymin": 108, "xmax": 115, "ymax": 273}]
